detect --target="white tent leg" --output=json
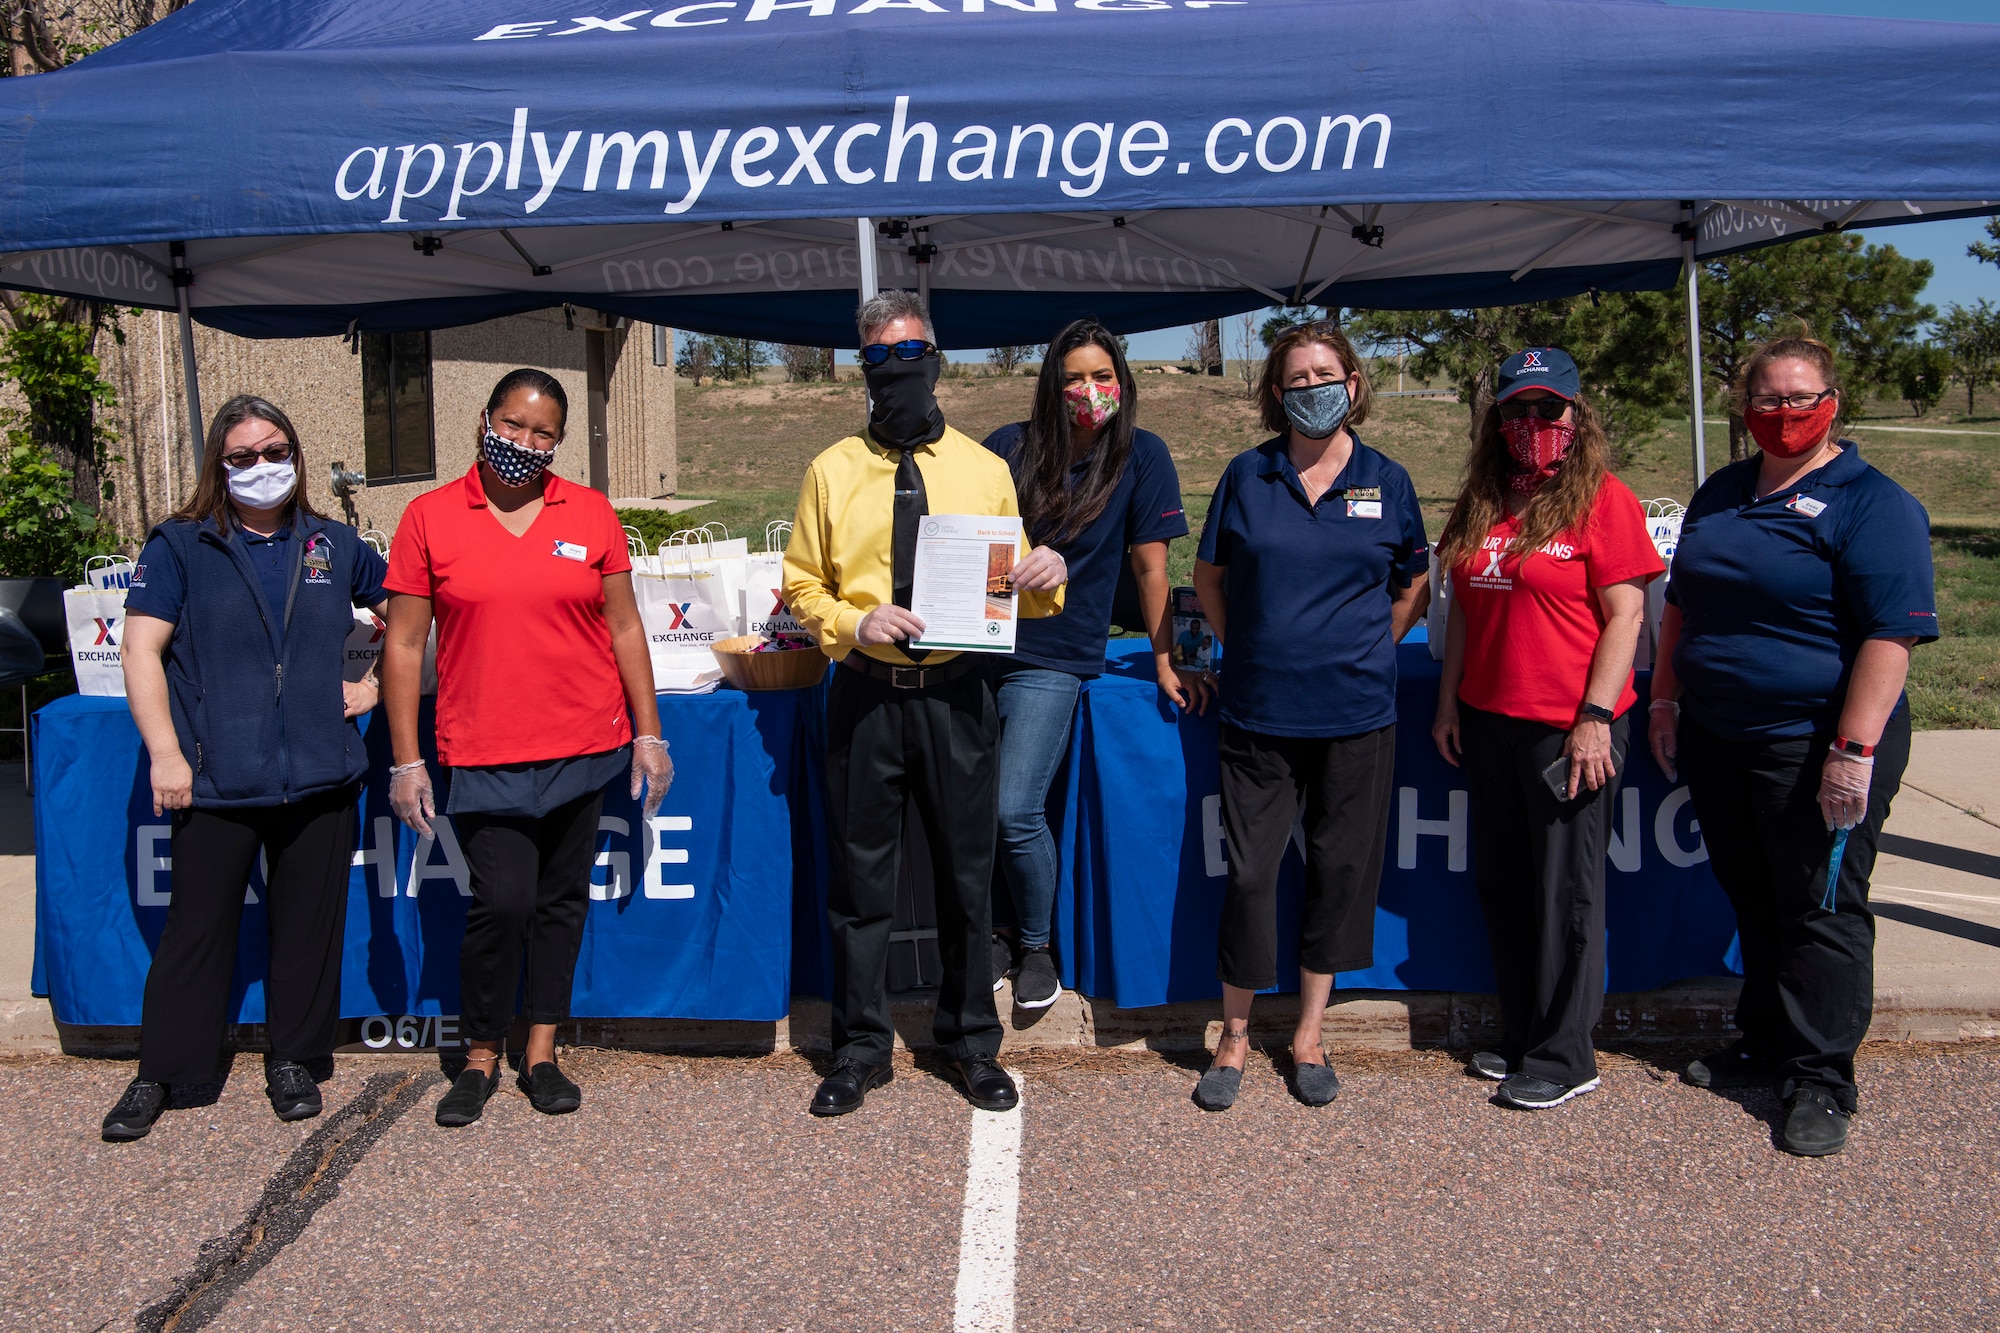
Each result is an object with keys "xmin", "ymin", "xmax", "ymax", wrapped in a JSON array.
[
  {"xmin": 856, "ymin": 217, "xmax": 879, "ymax": 304},
  {"xmin": 1681, "ymin": 224, "xmax": 1708, "ymax": 487},
  {"xmin": 172, "ymin": 243, "xmax": 204, "ymax": 472}
]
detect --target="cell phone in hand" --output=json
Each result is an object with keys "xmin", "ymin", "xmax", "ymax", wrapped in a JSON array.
[{"xmin": 1540, "ymin": 755, "xmax": 1572, "ymax": 801}]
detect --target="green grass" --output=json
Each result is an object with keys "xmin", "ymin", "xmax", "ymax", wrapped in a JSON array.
[{"xmin": 669, "ymin": 377, "xmax": 2000, "ymax": 727}]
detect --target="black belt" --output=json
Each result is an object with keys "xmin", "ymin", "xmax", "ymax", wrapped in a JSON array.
[{"xmin": 840, "ymin": 652, "xmax": 974, "ymax": 690}]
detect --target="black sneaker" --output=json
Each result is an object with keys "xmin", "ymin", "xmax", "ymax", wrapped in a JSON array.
[
  {"xmin": 264, "ymin": 1059, "xmax": 323, "ymax": 1123},
  {"xmin": 990, "ymin": 933, "xmax": 1015, "ymax": 993},
  {"xmin": 517, "ymin": 1060, "xmax": 582, "ymax": 1115},
  {"xmin": 101, "ymin": 1078, "xmax": 168, "ymax": 1142},
  {"xmin": 1466, "ymin": 1051, "xmax": 1509, "ymax": 1082},
  {"xmin": 1684, "ymin": 1040, "xmax": 1772, "ymax": 1090},
  {"xmin": 1781, "ymin": 1086, "xmax": 1850, "ymax": 1157},
  {"xmin": 1013, "ymin": 947, "xmax": 1062, "ymax": 1009},
  {"xmin": 435, "ymin": 1066, "xmax": 500, "ymax": 1127},
  {"xmin": 1496, "ymin": 1072, "xmax": 1601, "ymax": 1110}
]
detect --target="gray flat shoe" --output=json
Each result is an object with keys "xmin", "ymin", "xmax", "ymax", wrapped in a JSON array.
[
  {"xmin": 1193, "ymin": 1065, "xmax": 1242, "ymax": 1111},
  {"xmin": 1292, "ymin": 1060, "xmax": 1341, "ymax": 1106}
]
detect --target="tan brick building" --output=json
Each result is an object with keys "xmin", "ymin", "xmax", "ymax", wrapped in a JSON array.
[{"xmin": 93, "ymin": 308, "xmax": 676, "ymax": 546}]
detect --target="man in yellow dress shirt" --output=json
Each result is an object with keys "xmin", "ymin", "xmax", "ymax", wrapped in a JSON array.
[{"xmin": 785, "ymin": 289, "xmax": 1066, "ymax": 1118}]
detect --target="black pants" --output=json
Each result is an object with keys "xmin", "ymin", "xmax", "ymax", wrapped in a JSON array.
[
  {"xmin": 456, "ymin": 790, "xmax": 603, "ymax": 1042},
  {"xmin": 1216, "ymin": 723, "xmax": 1395, "ymax": 990},
  {"xmin": 1460, "ymin": 705, "xmax": 1627, "ymax": 1087},
  {"xmin": 1679, "ymin": 711, "xmax": 1909, "ymax": 1112},
  {"xmin": 138, "ymin": 786, "xmax": 358, "ymax": 1086},
  {"xmin": 825, "ymin": 665, "xmax": 1002, "ymax": 1065}
]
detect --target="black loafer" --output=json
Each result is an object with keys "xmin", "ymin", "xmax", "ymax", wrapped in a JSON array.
[
  {"xmin": 265, "ymin": 1059, "xmax": 323, "ymax": 1123},
  {"xmin": 952, "ymin": 1057, "xmax": 1018, "ymax": 1112},
  {"xmin": 102, "ymin": 1078, "xmax": 168, "ymax": 1142},
  {"xmin": 1685, "ymin": 1040, "xmax": 1772, "ymax": 1090},
  {"xmin": 811, "ymin": 1057, "xmax": 894, "ymax": 1117},
  {"xmin": 435, "ymin": 1066, "xmax": 500, "ymax": 1127},
  {"xmin": 1781, "ymin": 1085, "xmax": 1850, "ymax": 1157},
  {"xmin": 517, "ymin": 1060, "xmax": 582, "ymax": 1115}
]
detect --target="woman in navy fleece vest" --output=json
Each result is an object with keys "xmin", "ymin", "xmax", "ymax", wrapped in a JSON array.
[{"xmin": 100, "ymin": 396, "xmax": 388, "ymax": 1144}]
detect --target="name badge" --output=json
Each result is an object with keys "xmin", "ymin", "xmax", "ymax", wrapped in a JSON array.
[
  {"xmin": 1786, "ymin": 495, "xmax": 1828, "ymax": 518},
  {"xmin": 1346, "ymin": 486, "xmax": 1382, "ymax": 501},
  {"xmin": 1347, "ymin": 500, "xmax": 1383, "ymax": 519},
  {"xmin": 553, "ymin": 540, "xmax": 588, "ymax": 562}
]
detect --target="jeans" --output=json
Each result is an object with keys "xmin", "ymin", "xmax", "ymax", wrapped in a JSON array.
[{"xmin": 991, "ymin": 663, "xmax": 1083, "ymax": 951}]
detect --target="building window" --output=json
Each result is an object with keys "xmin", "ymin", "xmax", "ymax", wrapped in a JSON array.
[{"xmin": 361, "ymin": 331, "xmax": 435, "ymax": 484}]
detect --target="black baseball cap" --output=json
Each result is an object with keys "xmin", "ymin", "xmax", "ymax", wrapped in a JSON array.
[{"xmin": 1495, "ymin": 347, "xmax": 1579, "ymax": 402}]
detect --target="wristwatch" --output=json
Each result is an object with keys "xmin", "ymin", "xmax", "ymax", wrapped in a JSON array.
[
  {"xmin": 1832, "ymin": 735, "xmax": 1876, "ymax": 758},
  {"xmin": 1578, "ymin": 702, "xmax": 1615, "ymax": 723}
]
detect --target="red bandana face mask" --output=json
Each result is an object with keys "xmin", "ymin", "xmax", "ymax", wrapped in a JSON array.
[
  {"xmin": 1745, "ymin": 397, "xmax": 1837, "ymax": 458},
  {"xmin": 1501, "ymin": 416, "xmax": 1577, "ymax": 494}
]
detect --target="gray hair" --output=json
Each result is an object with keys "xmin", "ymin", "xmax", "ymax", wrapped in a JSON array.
[{"xmin": 856, "ymin": 288, "xmax": 935, "ymax": 345}]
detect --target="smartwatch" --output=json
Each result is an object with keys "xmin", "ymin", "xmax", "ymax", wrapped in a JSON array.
[
  {"xmin": 1832, "ymin": 735, "xmax": 1876, "ymax": 758},
  {"xmin": 1578, "ymin": 702, "xmax": 1615, "ymax": 724}
]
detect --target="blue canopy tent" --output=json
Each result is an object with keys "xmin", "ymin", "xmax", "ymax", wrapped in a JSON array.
[{"xmin": 2, "ymin": 0, "xmax": 1997, "ymax": 482}]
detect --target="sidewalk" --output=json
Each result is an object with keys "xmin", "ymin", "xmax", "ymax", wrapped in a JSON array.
[{"xmin": 6, "ymin": 731, "xmax": 1998, "ymax": 1058}]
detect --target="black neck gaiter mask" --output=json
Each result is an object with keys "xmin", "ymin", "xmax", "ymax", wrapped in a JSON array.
[{"xmin": 863, "ymin": 355, "xmax": 946, "ymax": 452}]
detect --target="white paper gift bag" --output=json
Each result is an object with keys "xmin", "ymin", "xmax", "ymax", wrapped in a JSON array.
[
  {"xmin": 633, "ymin": 542, "xmax": 739, "ymax": 694},
  {"xmin": 742, "ymin": 521, "xmax": 805, "ymax": 638},
  {"xmin": 344, "ymin": 607, "xmax": 385, "ymax": 683},
  {"xmin": 64, "ymin": 587, "xmax": 127, "ymax": 696},
  {"xmin": 84, "ymin": 554, "xmax": 136, "ymax": 591}
]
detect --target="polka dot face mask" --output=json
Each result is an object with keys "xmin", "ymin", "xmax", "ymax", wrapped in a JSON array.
[{"xmin": 481, "ymin": 413, "xmax": 558, "ymax": 488}]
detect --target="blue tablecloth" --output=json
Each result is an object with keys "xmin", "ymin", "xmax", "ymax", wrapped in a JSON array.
[
  {"xmin": 1052, "ymin": 638, "xmax": 1739, "ymax": 1009},
  {"xmin": 32, "ymin": 687, "xmax": 822, "ymax": 1027}
]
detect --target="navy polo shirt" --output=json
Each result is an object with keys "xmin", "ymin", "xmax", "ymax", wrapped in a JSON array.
[
  {"xmin": 1667, "ymin": 444, "xmax": 1938, "ymax": 741},
  {"xmin": 982, "ymin": 423, "xmax": 1188, "ymax": 677},
  {"xmin": 131, "ymin": 523, "xmax": 388, "ymax": 639},
  {"xmin": 1196, "ymin": 435, "xmax": 1428, "ymax": 738}
]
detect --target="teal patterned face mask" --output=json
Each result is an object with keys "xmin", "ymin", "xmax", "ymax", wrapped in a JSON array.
[{"xmin": 1281, "ymin": 380, "xmax": 1351, "ymax": 439}]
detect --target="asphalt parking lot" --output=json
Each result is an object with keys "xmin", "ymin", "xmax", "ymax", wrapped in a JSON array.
[{"xmin": 5, "ymin": 1041, "xmax": 1997, "ymax": 1333}]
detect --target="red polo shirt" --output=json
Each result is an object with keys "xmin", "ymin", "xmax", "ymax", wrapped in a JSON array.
[
  {"xmin": 385, "ymin": 466, "xmax": 634, "ymax": 766},
  {"xmin": 1450, "ymin": 476, "xmax": 1663, "ymax": 729}
]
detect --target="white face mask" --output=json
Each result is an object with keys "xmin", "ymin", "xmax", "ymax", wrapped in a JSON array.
[{"xmin": 226, "ymin": 459, "xmax": 297, "ymax": 509}]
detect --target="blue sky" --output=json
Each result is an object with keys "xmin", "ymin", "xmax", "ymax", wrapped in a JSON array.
[{"xmin": 1109, "ymin": 0, "xmax": 2000, "ymax": 361}]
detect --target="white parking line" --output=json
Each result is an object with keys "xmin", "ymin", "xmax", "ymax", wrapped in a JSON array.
[{"xmin": 952, "ymin": 1073, "xmax": 1024, "ymax": 1333}]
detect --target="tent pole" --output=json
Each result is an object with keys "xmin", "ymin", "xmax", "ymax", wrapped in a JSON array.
[
  {"xmin": 171, "ymin": 242, "xmax": 204, "ymax": 472},
  {"xmin": 856, "ymin": 217, "xmax": 879, "ymax": 304},
  {"xmin": 1680, "ymin": 213, "xmax": 1708, "ymax": 487}
]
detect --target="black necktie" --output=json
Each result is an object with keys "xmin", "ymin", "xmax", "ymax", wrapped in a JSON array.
[{"xmin": 892, "ymin": 446, "xmax": 929, "ymax": 663}]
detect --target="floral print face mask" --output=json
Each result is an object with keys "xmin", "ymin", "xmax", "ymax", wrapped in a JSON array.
[{"xmin": 1063, "ymin": 380, "xmax": 1121, "ymax": 431}]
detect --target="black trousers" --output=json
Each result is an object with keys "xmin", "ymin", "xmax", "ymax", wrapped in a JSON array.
[
  {"xmin": 1216, "ymin": 723, "xmax": 1395, "ymax": 990},
  {"xmin": 138, "ymin": 786, "xmax": 358, "ymax": 1086},
  {"xmin": 825, "ymin": 665, "xmax": 1002, "ymax": 1065},
  {"xmin": 1460, "ymin": 705, "xmax": 1627, "ymax": 1087},
  {"xmin": 456, "ymin": 790, "xmax": 603, "ymax": 1042},
  {"xmin": 1679, "ymin": 711, "xmax": 1909, "ymax": 1112}
]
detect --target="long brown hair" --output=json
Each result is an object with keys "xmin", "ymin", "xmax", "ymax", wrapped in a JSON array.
[
  {"xmin": 1255, "ymin": 322, "xmax": 1374, "ymax": 435},
  {"xmin": 1014, "ymin": 319, "xmax": 1137, "ymax": 547},
  {"xmin": 1435, "ymin": 392, "xmax": 1612, "ymax": 571},
  {"xmin": 169, "ymin": 395, "xmax": 328, "ymax": 533}
]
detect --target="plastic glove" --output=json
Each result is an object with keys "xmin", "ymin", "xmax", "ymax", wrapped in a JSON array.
[
  {"xmin": 1818, "ymin": 747, "xmax": 1873, "ymax": 831},
  {"xmin": 1648, "ymin": 698, "xmax": 1680, "ymax": 783},
  {"xmin": 631, "ymin": 735, "xmax": 674, "ymax": 821},
  {"xmin": 389, "ymin": 760, "xmax": 435, "ymax": 837}
]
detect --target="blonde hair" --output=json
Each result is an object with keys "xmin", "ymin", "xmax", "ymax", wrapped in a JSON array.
[{"xmin": 1731, "ymin": 332, "xmax": 1842, "ymax": 421}]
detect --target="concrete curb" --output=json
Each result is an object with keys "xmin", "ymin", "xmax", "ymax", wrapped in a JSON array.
[{"xmin": 26, "ymin": 976, "xmax": 2000, "ymax": 1061}]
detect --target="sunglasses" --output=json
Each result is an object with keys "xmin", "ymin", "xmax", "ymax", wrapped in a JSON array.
[
  {"xmin": 1496, "ymin": 398, "xmax": 1571, "ymax": 422},
  {"xmin": 221, "ymin": 443, "xmax": 294, "ymax": 468},
  {"xmin": 860, "ymin": 339, "xmax": 939, "ymax": 366}
]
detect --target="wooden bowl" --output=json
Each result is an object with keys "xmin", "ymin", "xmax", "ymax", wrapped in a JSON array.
[{"xmin": 710, "ymin": 634, "xmax": 830, "ymax": 691}]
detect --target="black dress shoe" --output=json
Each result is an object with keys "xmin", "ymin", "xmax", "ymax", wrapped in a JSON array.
[
  {"xmin": 810, "ymin": 1057, "xmax": 893, "ymax": 1117},
  {"xmin": 102, "ymin": 1078, "xmax": 168, "ymax": 1141},
  {"xmin": 435, "ymin": 1066, "xmax": 500, "ymax": 1127},
  {"xmin": 264, "ymin": 1059, "xmax": 323, "ymax": 1123},
  {"xmin": 952, "ymin": 1057, "xmax": 1018, "ymax": 1112},
  {"xmin": 517, "ymin": 1060, "xmax": 582, "ymax": 1115}
]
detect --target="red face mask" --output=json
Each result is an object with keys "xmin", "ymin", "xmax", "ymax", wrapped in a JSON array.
[
  {"xmin": 1501, "ymin": 416, "xmax": 1576, "ymax": 494},
  {"xmin": 1745, "ymin": 397, "xmax": 1837, "ymax": 458}
]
